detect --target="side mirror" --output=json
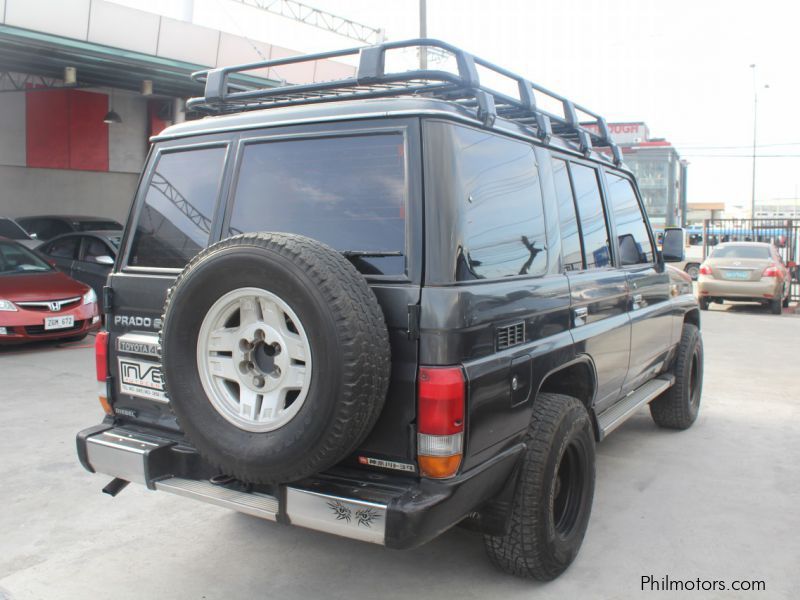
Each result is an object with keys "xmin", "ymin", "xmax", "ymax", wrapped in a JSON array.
[
  {"xmin": 95, "ymin": 255, "xmax": 115, "ymax": 266},
  {"xmin": 662, "ymin": 227, "xmax": 685, "ymax": 262}
]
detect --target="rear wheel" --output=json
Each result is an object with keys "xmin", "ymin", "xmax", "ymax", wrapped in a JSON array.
[
  {"xmin": 685, "ymin": 263, "xmax": 700, "ymax": 280},
  {"xmin": 782, "ymin": 284, "xmax": 790, "ymax": 308},
  {"xmin": 484, "ymin": 393, "xmax": 595, "ymax": 580},
  {"xmin": 769, "ymin": 295, "xmax": 782, "ymax": 315},
  {"xmin": 698, "ymin": 297, "xmax": 710, "ymax": 311},
  {"xmin": 650, "ymin": 323, "xmax": 703, "ymax": 429}
]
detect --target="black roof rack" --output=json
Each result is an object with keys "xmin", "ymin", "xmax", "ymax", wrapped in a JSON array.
[{"xmin": 186, "ymin": 38, "xmax": 622, "ymax": 166}]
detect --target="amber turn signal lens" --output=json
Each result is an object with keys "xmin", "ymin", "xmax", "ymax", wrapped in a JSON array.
[
  {"xmin": 98, "ymin": 394, "xmax": 114, "ymax": 416},
  {"xmin": 418, "ymin": 454, "xmax": 462, "ymax": 479}
]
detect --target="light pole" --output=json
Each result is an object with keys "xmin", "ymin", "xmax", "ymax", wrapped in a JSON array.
[
  {"xmin": 750, "ymin": 64, "xmax": 769, "ymax": 219},
  {"xmin": 419, "ymin": 0, "xmax": 427, "ymax": 69}
]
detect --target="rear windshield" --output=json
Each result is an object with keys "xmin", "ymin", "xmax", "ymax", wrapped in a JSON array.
[
  {"xmin": 226, "ymin": 134, "xmax": 407, "ymax": 276},
  {"xmin": 0, "ymin": 218, "xmax": 29, "ymax": 240},
  {"xmin": 711, "ymin": 245, "xmax": 770, "ymax": 259},
  {"xmin": 77, "ymin": 220, "xmax": 122, "ymax": 231},
  {"xmin": 0, "ymin": 241, "xmax": 51, "ymax": 274}
]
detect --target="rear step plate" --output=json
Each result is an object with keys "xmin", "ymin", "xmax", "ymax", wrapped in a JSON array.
[{"xmin": 155, "ymin": 478, "xmax": 279, "ymax": 521}]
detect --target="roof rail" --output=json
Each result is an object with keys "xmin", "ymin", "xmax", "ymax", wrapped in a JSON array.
[{"xmin": 186, "ymin": 38, "xmax": 622, "ymax": 165}]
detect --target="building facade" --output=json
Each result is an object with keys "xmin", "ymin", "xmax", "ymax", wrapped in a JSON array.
[
  {"xmin": 588, "ymin": 122, "xmax": 684, "ymax": 231},
  {"xmin": 0, "ymin": 0, "xmax": 357, "ymax": 222}
]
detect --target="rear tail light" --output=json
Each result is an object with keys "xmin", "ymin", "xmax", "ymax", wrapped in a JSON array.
[
  {"xmin": 95, "ymin": 331, "xmax": 113, "ymax": 415},
  {"xmin": 698, "ymin": 264, "xmax": 712, "ymax": 276},
  {"xmin": 762, "ymin": 265, "xmax": 781, "ymax": 278},
  {"xmin": 417, "ymin": 366, "xmax": 465, "ymax": 479}
]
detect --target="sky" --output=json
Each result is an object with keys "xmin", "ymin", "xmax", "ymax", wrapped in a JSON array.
[{"xmin": 111, "ymin": 0, "xmax": 800, "ymax": 212}]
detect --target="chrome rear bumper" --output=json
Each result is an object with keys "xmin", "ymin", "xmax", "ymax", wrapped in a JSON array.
[
  {"xmin": 77, "ymin": 425, "xmax": 523, "ymax": 549},
  {"xmin": 80, "ymin": 427, "xmax": 388, "ymax": 545}
]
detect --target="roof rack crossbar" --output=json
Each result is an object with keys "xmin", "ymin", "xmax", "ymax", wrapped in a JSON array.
[{"xmin": 187, "ymin": 38, "xmax": 621, "ymax": 163}]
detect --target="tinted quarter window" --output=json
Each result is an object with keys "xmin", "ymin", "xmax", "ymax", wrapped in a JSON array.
[
  {"xmin": 453, "ymin": 126, "xmax": 547, "ymax": 280},
  {"xmin": 84, "ymin": 237, "xmax": 113, "ymax": 262},
  {"xmin": 47, "ymin": 236, "xmax": 80, "ymax": 259},
  {"xmin": 552, "ymin": 158, "xmax": 584, "ymax": 272},
  {"xmin": 570, "ymin": 164, "xmax": 611, "ymax": 269},
  {"xmin": 606, "ymin": 173, "xmax": 654, "ymax": 265},
  {"xmin": 129, "ymin": 146, "xmax": 226, "ymax": 268},
  {"xmin": 228, "ymin": 134, "xmax": 406, "ymax": 276}
]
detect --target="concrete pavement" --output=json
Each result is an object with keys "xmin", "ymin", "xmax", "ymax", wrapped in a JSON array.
[{"xmin": 1, "ymin": 307, "xmax": 799, "ymax": 599}]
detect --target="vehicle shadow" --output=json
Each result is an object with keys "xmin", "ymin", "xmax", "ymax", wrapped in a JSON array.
[
  {"xmin": 709, "ymin": 301, "xmax": 795, "ymax": 316},
  {"xmin": 0, "ymin": 334, "xmax": 94, "ymax": 355},
  {"xmin": 209, "ymin": 512, "xmax": 545, "ymax": 596}
]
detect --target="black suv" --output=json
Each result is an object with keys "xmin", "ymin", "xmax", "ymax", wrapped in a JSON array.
[{"xmin": 77, "ymin": 39, "xmax": 702, "ymax": 580}]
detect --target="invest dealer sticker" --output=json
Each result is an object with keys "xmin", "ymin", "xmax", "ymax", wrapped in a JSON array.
[{"xmin": 118, "ymin": 357, "xmax": 168, "ymax": 403}]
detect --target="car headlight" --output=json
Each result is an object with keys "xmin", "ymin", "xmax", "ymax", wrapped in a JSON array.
[
  {"xmin": 0, "ymin": 299, "xmax": 17, "ymax": 311},
  {"xmin": 83, "ymin": 289, "xmax": 97, "ymax": 305}
]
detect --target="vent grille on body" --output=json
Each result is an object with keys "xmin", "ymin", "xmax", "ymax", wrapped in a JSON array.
[{"xmin": 497, "ymin": 322, "xmax": 525, "ymax": 350}]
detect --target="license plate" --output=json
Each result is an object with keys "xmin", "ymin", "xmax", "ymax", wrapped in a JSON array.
[
  {"xmin": 723, "ymin": 270, "xmax": 750, "ymax": 280},
  {"xmin": 44, "ymin": 315, "xmax": 74, "ymax": 330}
]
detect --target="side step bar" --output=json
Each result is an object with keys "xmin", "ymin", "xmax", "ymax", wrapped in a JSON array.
[{"xmin": 596, "ymin": 375, "xmax": 675, "ymax": 439}]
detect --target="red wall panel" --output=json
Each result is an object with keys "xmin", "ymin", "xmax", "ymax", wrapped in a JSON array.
[
  {"xmin": 148, "ymin": 99, "xmax": 170, "ymax": 138},
  {"xmin": 69, "ymin": 90, "xmax": 109, "ymax": 171},
  {"xmin": 26, "ymin": 89, "xmax": 70, "ymax": 169},
  {"xmin": 25, "ymin": 89, "xmax": 109, "ymax": 172}
]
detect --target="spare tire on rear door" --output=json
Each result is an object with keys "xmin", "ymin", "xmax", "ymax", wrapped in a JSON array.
[{"xmin": 159, "ymin": 233, "xmax": 391, "ymax": 484}]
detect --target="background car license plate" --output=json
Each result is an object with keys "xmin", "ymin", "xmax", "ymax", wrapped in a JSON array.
[
  {"xmin": 724, "ymin": 270, "xmax": 750, "ymax": 280},
  {"xmin": 44, "ymin": 315, "xmax": 74, "ymax": 330}
]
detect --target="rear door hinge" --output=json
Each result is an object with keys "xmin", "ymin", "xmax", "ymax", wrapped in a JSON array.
[{"xmin": 407, "ymin": 304, "xmax": 420, "ymax": 340}]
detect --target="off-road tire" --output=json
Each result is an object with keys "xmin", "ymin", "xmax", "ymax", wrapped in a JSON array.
[
  {"xmin": 484, "ymin": 393, "xmax": 595, "ymax": 581},
  {"xmin": 650, "ymin": 323, "xmax": 703, "ymax": 429},
  {"xmin": 159, "ymin": 233, "xmax": 390, "ymax": 484}
]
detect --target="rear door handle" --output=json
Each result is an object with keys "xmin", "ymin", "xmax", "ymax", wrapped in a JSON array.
[{"xmin": 573, "ymin": 306, "xmax": 588, "ymax": 327}]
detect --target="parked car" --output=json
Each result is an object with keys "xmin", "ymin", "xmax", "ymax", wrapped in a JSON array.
[
  {"xmin": 697, "ymin": 241, "xmax": 791, "ymax": 313},
  {"xmin": 76, "ymin": 40, "xmax": 702, "ymax": 581},
  {"xmin": 672, "ymin": 244, "xmax": 704, "ymax": 280},
  {"xmin": 16, "ymin": 215, "xmax": 122, "ymax": 241},
  {"xmin": 0, "ymin": 217, "xmax": 39, "ymax": 249},
  {"xmin": 0, "ymin": 238, "xmax": 101, "ymax": 343},
  {"xmin": 36, "ymin": 231, "xmax": 120, "ymax": 310}
]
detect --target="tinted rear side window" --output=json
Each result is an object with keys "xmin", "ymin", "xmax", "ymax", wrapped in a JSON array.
[
  {"xmin": 227, "ymin": 134, "xmax": 406, "ymax": 276},
  {"xmin": 128, "ymin": 146, "xmax": 227, "ymax": 268},
  {"xmin": 551, "ymin": 158, "xmax": 584, "ymax": 272},
  {"xmin": 570, "ymin": 164, "xmax": 611, "ymax": 269},
  {"xmin": 605, "ymin": 173, "xmax": 654, "ymax": 265},
  {"xmin": 452, "ymin": 126, "xmax": 547, "ymax": 280},
  {"xmin": 46, "ymin": 236, "xmax": 80, "ymax": 259}
]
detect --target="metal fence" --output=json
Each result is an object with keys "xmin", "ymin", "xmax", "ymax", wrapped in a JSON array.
[{"xmin": 701, "ymin": 219, "xmax": 799, "ymax": 302}]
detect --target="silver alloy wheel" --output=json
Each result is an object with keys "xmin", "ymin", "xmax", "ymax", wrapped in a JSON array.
[{"xmin": 197, "ymin": 287, "xmax": 312, "ymax": 432}]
